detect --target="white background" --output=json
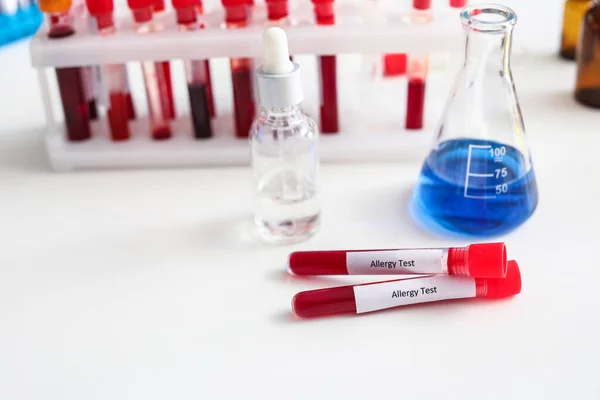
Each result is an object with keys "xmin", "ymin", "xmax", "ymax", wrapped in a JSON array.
[{"xmin": 2, "ymin": 0, "xmax": 600, "ymax": 399}]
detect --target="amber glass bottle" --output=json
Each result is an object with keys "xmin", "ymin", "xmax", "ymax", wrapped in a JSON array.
[
  {"xmin": 560, "ymin": 0, "xmax": 592, "ymax": 60},
  {"xmin": 575, "ymin": 0, "xmax": 600, "ymax": 107}
]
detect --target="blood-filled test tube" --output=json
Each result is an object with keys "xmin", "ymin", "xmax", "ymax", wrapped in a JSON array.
[
  {"xmin": 289, "ymin": 242, "xmax": 507, "ymax": 278},
  {"xmin": 151, "ymin": 0, "xmax": 176, "ymax": 120},
  {"xmin": 311, "ymin": 0, "xmax": 338, "ymax": 134},
  {"xmin": 222, "ymin": 0, "xmax": 255, "ymax": 138},
  {"xmin": 85, "ymin": 0, "xmax": 131, "ymax": 141},
  {"xmin": 292, "ymin": 260, "xmax": 521, "ymax": 318},
  {"xmin": 127, "ymin": 0, "xmax": 172, "ymax": 139},
  {"xmin": 172, "ymin": 0, "xmax": 214, "ymax": 138},
  {"xmin": 405, "ymin": 0, "xmax": 431, "ymax": 130},
  {"xmin": 405, "ymin": 53, "xmax": 428, "ymax": 129},
  {"xmin": 38, "ymin": 0, "xmax": 91, "ymax": 141}
]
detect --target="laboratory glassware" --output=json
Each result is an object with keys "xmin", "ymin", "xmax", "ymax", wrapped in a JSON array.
[
  {"xmin": 86, "ymin": 0, "xmax": 131, "ymax": 141},
  {"xmin": 288, "ymin": 242, "xmax": 507, "ymax": 278},
  {"xmin": 292, "ymin": 260, "xmax": 521, "ymax": 318},
  {"xmin": 38, "ymin": 0, "xmax": 91, "ymax": 141},
  {"xmin": 413, "ymin": 4, "xmax": 538, "ymax": 236},
  {"xmin": 251, "ymin": 27, "xmax": 320, "ymax": 244},
  {"xmin": 222, "ymin": 0, "xmax": 256, "ymax": 138},
  {"xmin": 575, "ymin": 0, "xmax": 600, "ymax": 107},
  {"xmin": 560, "ymin": 0, "xmax": 592, "ymax": 60},
  {"xmin": 312, "ymin": 0, "xmax": 339, "ymax": 134}
]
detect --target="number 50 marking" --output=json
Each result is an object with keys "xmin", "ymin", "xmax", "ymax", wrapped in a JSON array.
[{"xmin": 496, "ymin": 184, "xmax": 508, "ymax": 194}]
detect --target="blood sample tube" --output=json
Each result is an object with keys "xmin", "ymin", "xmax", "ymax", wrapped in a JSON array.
[
  {"xmin": 172, "ymin": 0, "xmax": 213, "ymax": 138},
  {"xmin": 151, "ymin": 0, "xmax": 176, "ymax": 120},
  {"xmin": 196, "ymin": 0, "xmax": 214, "ymax": 117},
  {"xmin": 289, "ymin": 242, "xmax": 507, "ymax": 278},
  {"xmin": 222, "ymin": 0, "xmax": 255, "ymax": 138},
  {"xmin": 405, "ymin": 0, "xmax": 431, "ymax": 130},
  {"xmin": 85, "ymin": 0, "xmax": 131, "ymax": 141},
  {"xmin": 311, "ymin": 0, "xmax": 338, "ymax": 133},
  {"xmin": 292, "ymin": 260, "xmax": 521, "ymax": 318},
  {"xmin": 38, "ymin": 0, "xmax": 91, "ymax": 141},
  {"xmin": 127, "ymin": 0, "xmax": 172, "ymax": 139}
]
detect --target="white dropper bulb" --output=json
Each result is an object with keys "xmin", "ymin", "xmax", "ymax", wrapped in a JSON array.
[{"xmin": 262, "ymin": 27, "xmax": 294, "ymax": 74}]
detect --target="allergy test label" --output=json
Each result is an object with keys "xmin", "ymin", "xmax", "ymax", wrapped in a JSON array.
[
  {"xmin": 353, "ymin": 276, "xmax": 477, "ymax": 314},
  {"xmin": 346, "ymin": 249, "xmax": 445, "ymax": 275}
]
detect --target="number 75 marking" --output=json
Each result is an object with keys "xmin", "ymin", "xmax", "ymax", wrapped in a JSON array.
[{"xmin": 495, "ymin": 167, "xmax": 508, "ymax": 179}]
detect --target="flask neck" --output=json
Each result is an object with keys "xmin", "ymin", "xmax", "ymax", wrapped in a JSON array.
[{"xmin": 464, "ymin": 28, "xmax": 513, "ymax": 75}]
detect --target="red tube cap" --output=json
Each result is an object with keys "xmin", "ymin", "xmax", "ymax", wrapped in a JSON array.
[
  {"xmin": 86, "ymin": 0, "xmax": 113, "ymax": 14},
  {"xmin": 221, "ymin": 0, "xmax": 246, "ymax": 6},
  {"xmin": 127, "ymin": 0, "xmax": 153, "ymax": 9},
  {"xmin": 479, "ymin": 260, "xmax": 521, "ymax": 298},
  {"xmin": 266, "ymin": 0, "xmax": 288, "ymax": 20},
  {"xmin": 450, "ymin": 0, "xmax": 467, "ymax": 8},
  {"xmin": 172, "ymin": 0, "xmax": 196, "ymax": 9},
  {"xmin": 413, "ymin": 0, "xmax": 431, "ymax": 10},
  {"xmin": 466, "ymin": 242, "xmax": 507, "ymax": 278}
]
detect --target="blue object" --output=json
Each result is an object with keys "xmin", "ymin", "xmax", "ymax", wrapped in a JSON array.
[
  {"xmin": 413, "ymin": 138, "xmax": 538, "ymax": 237},
  {"xmin": 0, "ymin": 3, "xmax": 43, "ymax": 48}
]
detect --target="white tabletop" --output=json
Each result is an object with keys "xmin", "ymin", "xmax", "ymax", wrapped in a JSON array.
[{"xmin": 2, "ymin": 7, "xmax": 600, "ymax": 398}]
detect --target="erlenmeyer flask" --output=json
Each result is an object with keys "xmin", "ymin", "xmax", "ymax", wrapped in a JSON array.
[{"xmin": 413, "ymin": 4, "xmax": 538, "ymax": 236}]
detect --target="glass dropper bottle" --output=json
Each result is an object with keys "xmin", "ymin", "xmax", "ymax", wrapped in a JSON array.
[{"xmin": 251, "ymin": 27, "xmax": 320, "ymax": 244}]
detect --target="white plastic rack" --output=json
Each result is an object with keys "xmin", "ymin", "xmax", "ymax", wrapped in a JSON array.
[{"xmin": 30, "ymin": 2, "xmax": 465, "ymax": 171}]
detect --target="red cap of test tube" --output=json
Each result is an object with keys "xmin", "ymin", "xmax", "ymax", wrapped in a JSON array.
[
  {"xmin": 311, "ymin": 0, "xmax": 335, "ymax": 25},
  {"xmin": 85, "ymin": 0, "xmax": 114, "ymax": 29},
  {"xmin": 221, "ymin": 0, "xmax": 248, "ymax": 23},
  {"xmin": 85, "ymin": 0, "xmax": 113, "ymax": 15},
  {"xmin": 475, "ymin": 260, "xmax": 521, "ymax": 298},
  {"xmin": 450, "ymin": 0, "xmax": 467, "ymax": 8},
  {"xmin": 413, "ymin": 0, "xmax": 431, "ymax": 10},
  {"xmin": 266, "ymin": 0, "xmax": 289, "ymax": 21},
  {"xmin": 127, "ymin": 0, "xmax": 153, "ymax": 22},
  {"xmin": 172, "ymin": 0, "xmax": 198, "ymax": 24},
  {"xmin": 447, "ymin": 242, "xmax": 507, "ymax": 278}
]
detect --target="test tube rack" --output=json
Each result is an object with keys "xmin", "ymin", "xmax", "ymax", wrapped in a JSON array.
[{"xmin": 30, "ymin": 2, "xmax": 464, "ymax": 171}]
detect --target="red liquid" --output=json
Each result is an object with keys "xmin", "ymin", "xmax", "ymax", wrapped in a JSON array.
[
  {"xmin": 156, "ymin": 61, "xmax": 176, "ymax": 120},
  {"xmin": 125, "ymin": 93, "xmax": 136, "ymax": 120},
  {"xmin": 107, "ymin": 93, "xmax": 131, "ymax": 141},
  {"xmin": 152, "ymin": 125, "xmax": 172, "ymax": 140},
  {"xmin": 48, "ymin": 26, "xmax": 91, "ymax": 141},
  {"xmin": 188, "ymin": 83, "xmax": 213, "ymax": 139},
  {"xmin": 289, "ymin": 248, "xmax": 479, "ymax": 276},
  {"xmin": 231, "ymin": 64, "xmax": 255, "ymax": 138},
  {"xmin": 87, "ymin": 99, "xmax": 98, "ymax": 120},
  {"xmin": 48, "ymin": 25, "xmax": 74, "ymax": 38},
  {"xmin": 292, "ymin": 286, "xmax": 356, "ymax": 318},
  {"xmin": 318, "ymin": 55, "xmax": 339, "ymax": 133},
  {"xmin": 204, "ymin": 60, "xmax": 215, "ymax": 118},
  {"xmin": 56, "ymin": 67, "xmax": 91, "ymax": 141},
  {"xmin": 405, "ymin": 78, "xmax": 425, "ymax": 130}
]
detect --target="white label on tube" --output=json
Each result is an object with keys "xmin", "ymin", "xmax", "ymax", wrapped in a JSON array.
[
  {"xmin": 353, "ymin": 275, "xmax": 476, "ymax": 314},
  {"xmin": 346, "ymin": 249, "xmax": 445, "ymax": 275}
]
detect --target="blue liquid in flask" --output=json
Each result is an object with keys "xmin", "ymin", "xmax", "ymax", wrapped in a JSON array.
[{"xmin": 413, "ymin": 138, "xmax": 538, "ymax": 236}]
